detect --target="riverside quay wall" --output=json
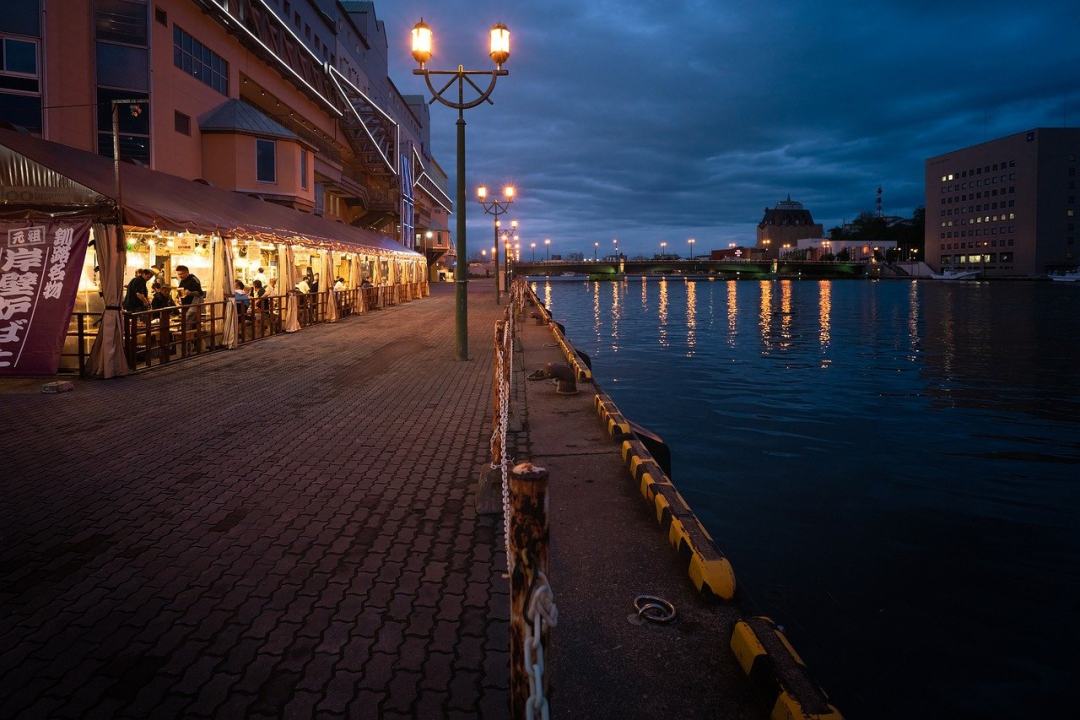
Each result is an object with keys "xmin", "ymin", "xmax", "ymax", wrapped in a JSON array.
[{"xmin": 520, "ymin": 285, "xmax": 844, "ymax": 720}]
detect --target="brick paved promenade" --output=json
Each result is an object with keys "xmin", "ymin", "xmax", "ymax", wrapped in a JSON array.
[{"xmin": 0, "ymin": 284, "xmax": 509, "ymax": 719}]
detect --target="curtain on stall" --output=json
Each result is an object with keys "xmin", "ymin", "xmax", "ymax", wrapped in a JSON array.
[
  {"xmin": 212, "ymin": 238, "xmax": 238, "ymax": 349},
  {"xmin": 275, "ymin": 244, "xmax": 288, "ymax": 296},
  {"xmin": 323, "ymin": 250, "xmax": 338, "ymax": 322},
  {"xmin": 349, "ymin": 254, "xmax": 363, "ymax": 312},
  {"xmin": 283, "ymin": 245, "xmax": 301, "ymax": 332},
  {"xmin": 87, "ymin": 224, "xmax": 129, "ymax": 378}
]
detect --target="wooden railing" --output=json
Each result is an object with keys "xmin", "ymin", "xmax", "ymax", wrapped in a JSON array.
[{"xmin": 58, "ymin": 282, "xmax": 430, "ymax": 376}]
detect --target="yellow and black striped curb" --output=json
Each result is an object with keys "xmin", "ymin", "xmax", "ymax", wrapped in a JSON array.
[
  {"xmin": 594, "ymin": 391, "xmax": 737, "ymax": 601},
  {"xmin": 525, "ymin": 289, "xmax": 592, "ymax": 382},
  {"xmin": 731, "ymin": 617, "xmax": 843, "ymax": 720}
]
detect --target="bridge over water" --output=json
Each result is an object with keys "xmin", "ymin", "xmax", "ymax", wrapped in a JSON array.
[{"xmin": 512, "ymin": 258, "xmax": 869, "ymax": 278}]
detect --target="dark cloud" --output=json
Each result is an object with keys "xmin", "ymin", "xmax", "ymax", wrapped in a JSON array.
[{"xmin": 382, "ymin": 0, "xmax": 1080, "ymax": 256}]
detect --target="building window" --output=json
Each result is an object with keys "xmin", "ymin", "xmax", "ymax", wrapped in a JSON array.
[
  {"xmin": 174, "ymin": 110, "xmax": 190, "ymax": 135},
  {"xmin": 300, "ymin": 149, "xmax": 308, "ymax": 189},
  {"xmin": 95, "ymin": 0, "xmax": 149, "ymax": 46},
  {"xmin": 256, "ymin": 138, "xmax": 276, "ymax": 183},
  {"xmin": 0, "ymin": 32, "xmax": 41, "ymax": 133},
  {"xmin": 173, "ymin": 25, "xmax": 228, "ymax": 95}
]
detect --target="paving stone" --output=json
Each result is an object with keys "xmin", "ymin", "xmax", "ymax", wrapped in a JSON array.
[{"xmin": 0, "ymin": 286, "xmax": 508, "ymax": 718}]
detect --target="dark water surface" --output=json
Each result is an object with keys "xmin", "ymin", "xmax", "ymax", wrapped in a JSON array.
[{"xmin": 531, "ymin": 276, "xmax": 1080, "ymax": 719}]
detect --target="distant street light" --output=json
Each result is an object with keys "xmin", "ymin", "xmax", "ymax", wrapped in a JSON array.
[
  {"xmin": 544, "ymin": 237, "xmax": 551, "ymax": 260},
  {"xmin": 477, "ymin": 184, "xmax": 514, "ymax": 303},
  {"xmin": 593, "ymin": 241, "xmax": 599, "ymax": 261},
  {"xmin": 411, "ymin": 18, "xmax": 511, "ymax": 359},
  {"xmin": 660, "ymin": 240, "xmax": 667, "ymax": 258},
  {"xmin": 688, "ymin": 237, "xmax": 696, "ymax": 261},
  {"xmin": 530, "ymin": 241, "xmax": 536, "ymax": 261}
]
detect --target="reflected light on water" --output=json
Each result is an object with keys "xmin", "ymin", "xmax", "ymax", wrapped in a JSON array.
[
  {"xmin": 658, "ymin": 277, "xmax": 669, "ymax": 348},
  {"xmin": 592, "ymin": 280, "xmax": 601, "ymax": 341},
  {"xmin": 727, "ymin": 280, "xmax": 738, "ymax": 348},
  {"xmin": 908, "ymin": 280, "xmax": 920, "ymax": 361},
  {"xmin": 611, "ymin": 281, "xmax": 621, "ymax": 351},
  {"xmin": 819, "ymin": 280, "xmax": 832, "ymax": 352},
  {"xmin": 543, "ymin": 279, "xmax": 553, "ymax": 310},
  {"xmin": 641, "ymin": 275, "xmax": 648, "ymax": 312},
  {"xmin": 779, "ymin": 280, "xmax": 793, "ymax": 351},
  {"xmin": 686, "ymin": 280, "xmax": 697, "ymax": 354},
  {"xmin": 759, "ymin": 280, "xmax": 772, "ymax": 353}
]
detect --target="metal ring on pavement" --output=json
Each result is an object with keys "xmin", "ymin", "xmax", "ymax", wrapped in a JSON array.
[{"xmin": 633, "ymin": 594, "xmax": 677, "ymax": 624}]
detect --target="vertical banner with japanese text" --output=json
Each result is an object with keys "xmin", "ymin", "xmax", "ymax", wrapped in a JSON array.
[{"xmin": 0, "ymin": 218, "xmax": 92, "ymax": 375}]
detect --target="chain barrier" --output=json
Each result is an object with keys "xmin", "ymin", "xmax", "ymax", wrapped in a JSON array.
[
  {"xmin": 494, "ymin": 279, "xmax": 559, "ymax": 719},
  {"xmin": 523, "ymin": 569, "xmax": 557, "ymax": 720}
]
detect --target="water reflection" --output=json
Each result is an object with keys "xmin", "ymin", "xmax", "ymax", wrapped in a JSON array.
[
  {"xmin": 611, "ymin": 281, "xmax": 621, "ymax": 351},
  {"xmin": 592, "ymin": 280, "xmax": 601, "ymax": 342},
  {"xmin": 641, "ymin": 275, "xmax": 648, "ymax": 312},
  {"xmin": 819, "ymin": 280, "xmax": 832, "ymax": 352},
  {"xmin": 528, "ymin": 278, "xmax": 1080, "ymax": 719},
  {"xmin": 658, "ymin": 277, "xmax": 669, "ymax": 348},
  {"xmin": 686, "ymin": 280, "xmax": 697, "ymax": 354},
  {"xmin": 543, "ymin": 279, "xmax": 553, "ymax": 310},
  {"xmin": 727, "ymin": 280, "xmax": 738, "ymax": 348},
  {"xmin": 779, "ymin": 280, "xmax": 793, "ymax": 351},
  {"xmin": 759, "ymin": 280, "xmax": 773, "ymax": 354},
  {"xmin": 908, "ymin": 280, "xmax": 920, "ymax": 362}
]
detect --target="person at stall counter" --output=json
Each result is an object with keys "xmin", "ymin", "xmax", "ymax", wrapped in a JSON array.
[
  {"xmin": 176, "ymin": 266, "xmax": 204, "ymax": 307},
  {"xmin": 123, "ymin": 268, "xmax": 153, "ymax": 313},
  {"xmin": 253, "ymin": 266, "xmax": 268, "ymax": 288}
]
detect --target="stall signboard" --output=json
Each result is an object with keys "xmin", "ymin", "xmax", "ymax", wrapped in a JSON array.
[
  {"xmin": 0, "ymin": 218, "xmax": 92, "ymax": 375},
  {"xmin": 172, "ymin": 235, "xmax": 195, "ymax": 252}
]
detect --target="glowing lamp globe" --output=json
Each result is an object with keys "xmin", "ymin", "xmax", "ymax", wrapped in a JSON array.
[
  {"xmin": 477, "ymin": 185, "xmax": 488, "ymax": 200},
  {"xmin": 489, "ymin": 23, "xmax": 510, "ymax": 66},
  {"xmin": 411, "ymin": 20, "xmax": 433, "ymax": 66}
]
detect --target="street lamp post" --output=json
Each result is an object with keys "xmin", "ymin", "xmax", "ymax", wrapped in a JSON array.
[
  {"xmin": 509, "ymin": 221, "xmax": 518, "ymax": 281},
  {"xmin": 613, "ymin": 238, "xmax": 619, "ymax": 260},
  {"xmin": 660, "ymin": 240, "xmax": 667, "ymax": 258},
  {"xmin": 477, "ymin": 184, "xmax": 514, "ymax": 303},
  {"xmin": 411, "ymin": 19, "xmax": 511, "ymax": 360},
  {"xmin": 530, "ymin": 242, "xmax": 536, "ymax": 261},
  {"xmin": 688, "ymin": 237, "xmax": 696, "ymax": 261},
  {"xmin": 544, "ymin": 238, "xmax": 551, "ymax": 261},
  {"xmin": 593, "ymin": 241, "xmax": 599, "ymax": 262}
]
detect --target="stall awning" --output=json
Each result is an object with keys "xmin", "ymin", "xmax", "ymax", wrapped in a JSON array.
[{"xmin": 0, "ymin": 127, "xmax": 418, "ymax": 257}]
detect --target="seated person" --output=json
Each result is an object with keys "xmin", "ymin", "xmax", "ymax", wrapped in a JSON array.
[
  {"xmin": 233, "ymin": 279, "xmax": 251, "ymax": 313},
  {"xmin": 150, "ymin": 282, "xmax": 177, "ymax": 313}
]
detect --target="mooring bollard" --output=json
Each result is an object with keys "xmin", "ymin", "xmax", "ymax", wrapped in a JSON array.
[{"xmin": 509, "ymin": 461, "xmax": 550, "ymax": 719}]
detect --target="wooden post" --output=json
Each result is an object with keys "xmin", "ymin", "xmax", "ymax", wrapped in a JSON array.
[{"xmin": 508, "ymin": 461, "xmax": 549, "ymax": 720}]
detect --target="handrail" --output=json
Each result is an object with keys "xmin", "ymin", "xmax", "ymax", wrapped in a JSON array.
[{"xmin": 59, "ymin": 282, "xmax": 429, "ymax": 376}]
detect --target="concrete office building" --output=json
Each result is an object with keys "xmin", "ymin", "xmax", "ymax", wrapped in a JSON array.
[{"xmin": 925, "ymin": 128, "xmax": 1080, "ymax": 276}]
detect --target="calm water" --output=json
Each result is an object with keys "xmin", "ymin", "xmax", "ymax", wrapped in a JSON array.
[{"xmin": 532, "ymin": 276, "xmax": 1080, "ymax": 719}]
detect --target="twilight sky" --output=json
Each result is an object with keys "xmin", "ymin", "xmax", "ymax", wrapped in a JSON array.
[{"xmin": 381, "ymin": 0, "xmax": 1079, "ymax": 258}]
